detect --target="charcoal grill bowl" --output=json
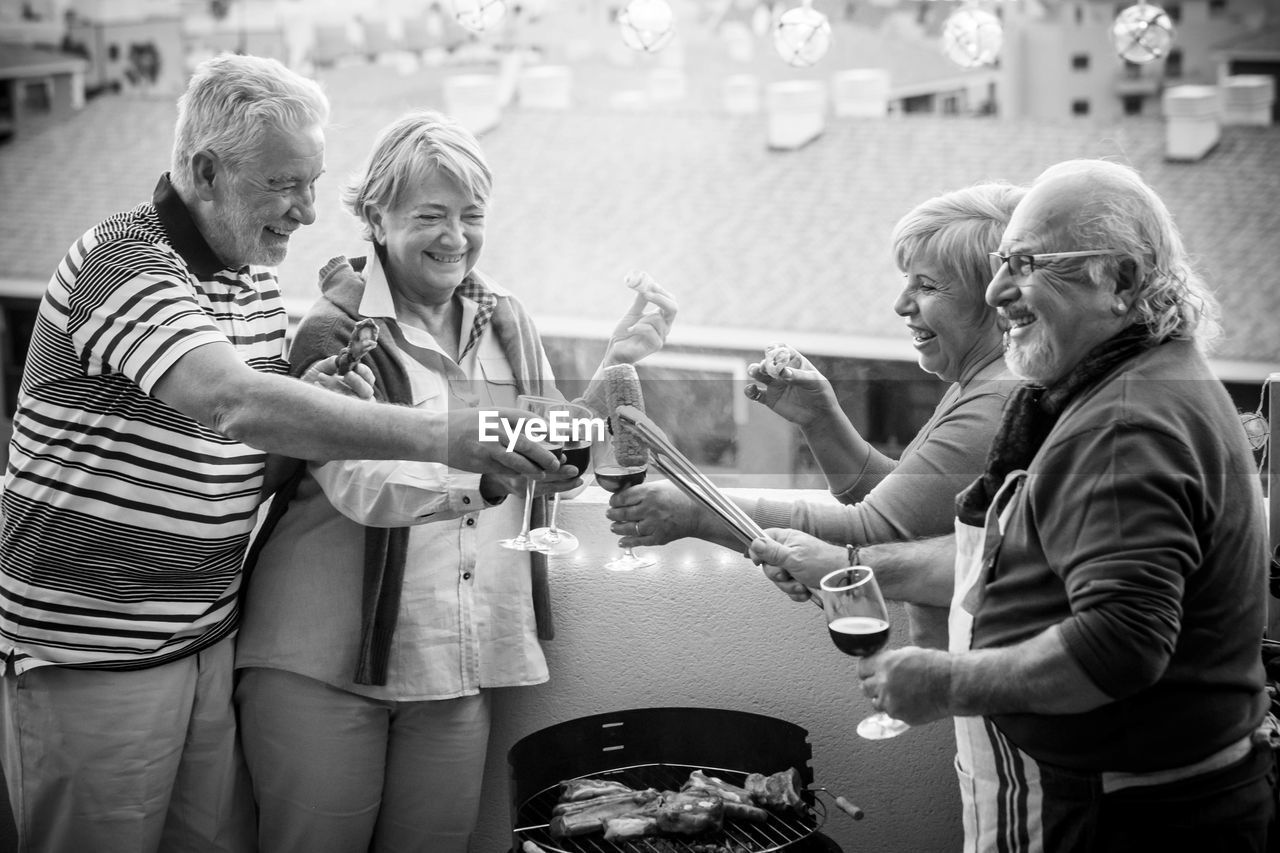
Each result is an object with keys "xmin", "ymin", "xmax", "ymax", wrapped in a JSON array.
[{"xmin": 508, "ymin": 707, "xmax": 842, "ymax": 853}]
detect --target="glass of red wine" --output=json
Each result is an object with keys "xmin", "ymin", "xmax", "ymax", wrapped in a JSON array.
[
  {"xmin": 528, "ymin": 399, "xmax": 595, "ymax": 555},
  {"xmin": 819, "ymin": 566, "xmax": 911, "ymax": 740},
  {"xmin": 594, "ymin": 446, "xmax": 654, "ymax": 571},
  {"xmin": 499, "ymin": 395, "xmax": 564, "ymax": 552}
]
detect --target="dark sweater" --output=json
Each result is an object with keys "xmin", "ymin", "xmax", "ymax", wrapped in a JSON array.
[{"xmin": 973, "ymin": 341, "xmax": 1268, "ymax": 772}]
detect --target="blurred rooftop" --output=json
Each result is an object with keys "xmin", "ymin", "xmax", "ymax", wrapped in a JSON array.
[{"xmin": 1, "ymin": 2, "xmax": 1278, "ymax": 376}]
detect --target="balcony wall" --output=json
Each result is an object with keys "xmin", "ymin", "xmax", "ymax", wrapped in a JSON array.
[{"xmin": 474, "ymin": 487, "xmax": 964, "ymax": 853}]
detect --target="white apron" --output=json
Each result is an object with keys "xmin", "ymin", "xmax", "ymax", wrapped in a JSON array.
[{"xmin": 949, "ymin": 470, "xmax": 1045, "ymax": 853}]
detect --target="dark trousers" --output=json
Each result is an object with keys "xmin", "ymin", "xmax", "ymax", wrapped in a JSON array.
[{"xmin": 1037, "ymin": 744, "xmax": 1276, "ymax": 853}]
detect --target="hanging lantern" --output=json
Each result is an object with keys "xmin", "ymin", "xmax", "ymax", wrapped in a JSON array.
[
  {"xmin": 773, "ymin": 0, "xmax": 832, "ymax": 68},
  {"xmin": 618, "ymin": 0, "xmax": 676, "ymax": 53},
  {"xmin": 451, "ymin": 0, "xmax": 507, "ymax": 34},
  {"xmin": 941, "ymin": 6, "xmax": 1003, "ymax": 68},
  {"xmin": 1112, "ymin": 3, "xmax": 1175, "ymax": 64}
]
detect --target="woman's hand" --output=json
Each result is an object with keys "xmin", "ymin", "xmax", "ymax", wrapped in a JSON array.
[
  {"xmin": 743, "ymin": 350, "xmax": 841, "ymax": 430},
  {"xmin": 603, "ymin": 271, "xmax": 679, "ymax": 366},
  {"xmin": 605, "ymin": 480, "xmax": 699, "ymax": 547},
  {"xmin": 749, "ymin": 528, "xmax": 850, "ymax": 600},
  {"xmin": 301, "ymin": 356, "xmax": 377, "ymax": 400}
]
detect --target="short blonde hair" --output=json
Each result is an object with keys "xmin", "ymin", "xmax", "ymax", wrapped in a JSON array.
[
  {"xmin": 171, "ymin": 53, "xmax": 329, "ymax": 192},
  {"xmin": 892, "ymin": 182, "xmax": 1027, "ymax": 305},
  {"xmin": 341, "ymin": 111, "xmax": 493, "ymax": 243}
]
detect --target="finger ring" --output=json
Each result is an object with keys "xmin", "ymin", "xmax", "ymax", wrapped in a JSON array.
[{"xmin": 632, "ymin": 522, "xmax": 641, "ymax": 536}]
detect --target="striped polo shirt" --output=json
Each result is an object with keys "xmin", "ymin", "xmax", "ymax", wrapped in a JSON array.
[{"xmin": 0, "ymin": 174, "xmax": 290, "ymax": 672}]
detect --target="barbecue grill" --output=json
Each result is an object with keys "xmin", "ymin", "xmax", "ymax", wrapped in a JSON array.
[{"xmin": 508, "ymin": 707, "xmax": 854, "ymax": 853}]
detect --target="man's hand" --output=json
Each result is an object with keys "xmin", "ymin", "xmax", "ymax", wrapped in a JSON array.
[
  {"xmin": 603, "ymin": 271, "xmax": 679, "ymax": 366},
  {"xmin": 857, "ymin": 647, "xmax": 953, "ymax": 726},
  {"xmin": 481, "ymin": 465, "xmax": 583, "ymax": 503},
  {"xmin": 749, "ymin": 529, "xmax": 851, "ymax": 601},
  {"xmin": 443, "ymin": 408, "xmax": 562, "ymax": 478},
  {"xmin": 743, "ymin": 351, "xmax": 841, "ymax": 430},
  {"xmin": 605, "ymin": 480, "xmax": 700, "ymax": 547},
  {"xmin": 301, "ymin": 355, "xmax": 376, "ymax": 400}
]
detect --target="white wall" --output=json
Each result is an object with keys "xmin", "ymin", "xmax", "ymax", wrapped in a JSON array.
[{"xmin": 473, "ymin": 488, "xmax": 964, "ymax": 853}]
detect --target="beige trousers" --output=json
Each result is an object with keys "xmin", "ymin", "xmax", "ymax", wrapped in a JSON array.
[{"xmin": 0, "ymin": 636, "xmax": 257, "ymax": 853}]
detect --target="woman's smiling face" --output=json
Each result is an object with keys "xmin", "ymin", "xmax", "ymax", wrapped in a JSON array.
[
  {"xmin": 373, "ymin": 167, "xmax": 486, "ymax": 303},
  {"xmin": 893, "ymin": 251, "xmax": 999, "ymax": 383}
]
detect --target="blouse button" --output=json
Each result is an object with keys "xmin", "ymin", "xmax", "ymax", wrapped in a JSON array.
[
  {"xmin": 462, "ymin": 496, "xmax": 471, "ymax": 505},
  {"xmin": 463, "ymin": 572, "xmax": 472, "ymax": 580},
  {"xmin": 465, "ymin": 517, "xmax": 475, "ymax": 526}
]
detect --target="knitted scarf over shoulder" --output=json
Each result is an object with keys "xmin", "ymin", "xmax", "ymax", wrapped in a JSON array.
[
  {"xmin": 955, "ymin": 324, "xmax": 1155, "ymax": 526},
  {"xmin": 244, "ymin": 256, "xmax": 557, "ymax": 686}
]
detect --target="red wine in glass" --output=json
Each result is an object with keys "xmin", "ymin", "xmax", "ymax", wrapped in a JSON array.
[
  {"xmin": 560, "ymin": 442, "xmax": 591, "ymax": 474},
  {"xmin": 596, "ymin": 464, "xmax": 653, "ymax": 570},
  {"xmin": 594, "ymin": 464, "xmax": 646, "ymax": 492},
  {"xmin": 828, "ymin": 616, "xmax": 890, "ymax": 657},
  {"xmin": 819, "ymin": 566, "xmax": 910, "ymax": 740}
]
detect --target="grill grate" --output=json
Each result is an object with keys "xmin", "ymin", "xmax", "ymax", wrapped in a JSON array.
[{"xmin": 513, "ymin": 763, "xmax": 824, "ymax": 853}]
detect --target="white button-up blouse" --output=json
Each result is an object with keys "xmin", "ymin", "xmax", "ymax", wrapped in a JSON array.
[{"xmin": 236, "ymin": 252, "xmax": 552, "ymax": 701}]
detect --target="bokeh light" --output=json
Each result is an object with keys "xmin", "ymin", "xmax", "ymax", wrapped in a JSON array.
[
  {"xmin": 451, "ymin": 0, "xmax": 507, "ymax": 34},
  {"xmin": 618, "ymin": 0, "xmax": 676, "ymax": 53},
  {"xmin": 941, "ymin": 7, "xmax": 1003, "ymax": 68},
  {"xmin": 1112, "ymin": 3, "xmax": 1176, "ymax": 64},
  {"xmin": 773, "ymin": 2, "xmax": 832, "ymax": 68}
]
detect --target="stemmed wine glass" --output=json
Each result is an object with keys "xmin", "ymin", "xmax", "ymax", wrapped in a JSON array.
[
  {"xmin": 498, "ymin": 395, "xmax": 563, "ymax": 552},
  {"xmin": 594, "ymin": 440, "xmax": 654, "ymax": 571},
  {"xmin": 819, "ymin": 566, "xmax": 911, "ymax": 740},
  {"xmin": 528, "ymin": 399, "xmax": 595, "ymax": 555}
]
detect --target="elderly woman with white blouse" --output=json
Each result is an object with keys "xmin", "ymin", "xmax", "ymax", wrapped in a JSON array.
[{"xmin": 234, "ymin": 110, "xmax": 677, "ymax": 853}]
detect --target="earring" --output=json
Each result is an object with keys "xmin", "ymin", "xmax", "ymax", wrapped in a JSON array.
[{"xmin": 1112, "ymin": 299, "xmax": 1127, "ymax": 315}]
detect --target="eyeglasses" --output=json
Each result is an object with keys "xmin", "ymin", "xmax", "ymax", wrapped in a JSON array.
[{"xmin": 988, "ymin": 250, "xmax": 1120, "ymax": 278}]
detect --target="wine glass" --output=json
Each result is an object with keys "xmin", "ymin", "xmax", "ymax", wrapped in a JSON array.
[
  {"xmin": 528, "ymin": 399, "xmax": 595, "ymax": 555},
  {"xmin": 819, "ymin": 566, "xmax": 911, "ymax": 740},
  {"xmin": 498, "ymin": 395, "xmax": 562, "ymax": 552},
  {"xmin": 594, "ymin": 441, "xmax": 654, "ymax": 571}
]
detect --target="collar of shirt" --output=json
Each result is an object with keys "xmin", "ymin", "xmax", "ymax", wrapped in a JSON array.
[
  {"xmin": 152, "ymin": 172, "xmax": 251, "ymax": 282},
  {"xmin": 358, "ymin": 250, "xmax": 497, "ymax": 406}
]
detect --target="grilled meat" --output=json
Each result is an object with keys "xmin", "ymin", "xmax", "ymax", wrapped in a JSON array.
[
  {"xmin": 681, "ymin": 771, "xmax": 770, "ymax": 822},
  {"xmin": 559, "ymin": 778, "xmax": 636, "ymax": 802},
  {"xmin": 744, "ymin": 767, "xmax": 806, "ymax": 814},
  {"xmin": 682, "ymin": 769, "xmax": 753, "ymax": 804},
  {"xmin": 549, "ymin": 789, "xmax": 661, "ymax": 837},
  {"xmin": 655, "ymin": 790, "xmax": 725, "ymax": 835},
  {"xmin": 602, "ymin": 815, "xmax": 659, "ymax": 840}
]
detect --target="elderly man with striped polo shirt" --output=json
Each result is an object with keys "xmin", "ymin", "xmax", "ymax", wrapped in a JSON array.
[{"xmin": 0, "ymin": 54, "xmax": 564, "ymax": 853}]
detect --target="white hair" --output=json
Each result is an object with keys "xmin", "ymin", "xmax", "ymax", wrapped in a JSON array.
[
  {"xmin": 1035, "ymin": 159, "xmax": 1221, "ymax": 350},
  {"xmin": 341, "ymin": 110, "xmax": 493, "ymax": 243},
  {"xmin": 171, "ymin": 54, "xmax": 329, "ymax": 193}
]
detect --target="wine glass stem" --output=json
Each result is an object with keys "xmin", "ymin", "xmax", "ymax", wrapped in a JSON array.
[
  {"xmin": 547, "ymin": 494, "xmax": 562, "ymax": 537},
  {"xmin": 517, "ymin": 480, "xmax": 535, "ymax": 541}
]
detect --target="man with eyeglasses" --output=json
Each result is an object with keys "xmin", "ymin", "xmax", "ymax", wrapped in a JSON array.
[{"xmin": 753, "ymin": 158, "xmax": 1274, "ymax": 851}]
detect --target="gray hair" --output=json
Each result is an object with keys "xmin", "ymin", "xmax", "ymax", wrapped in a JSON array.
[
  {"xmin": 1035, "ymin": 159, "xmax": 1221, "ymax": 349},
  {"xmin": 341, "ymin": 110, "xmax": 493, "ymax": 243},
  {"xmin": 892, "ymin": 181, "xmax": 1027, "ymax": 305},
  {"xmin": 171, "ymin": 54, "xmax": 329, "ymax": 193}
]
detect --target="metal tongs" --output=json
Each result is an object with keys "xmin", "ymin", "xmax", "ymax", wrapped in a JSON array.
[{"xmin": 614, "ymin": 405, "xmax": 765, "ymax": 549}]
